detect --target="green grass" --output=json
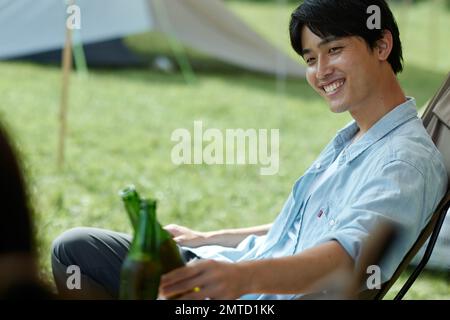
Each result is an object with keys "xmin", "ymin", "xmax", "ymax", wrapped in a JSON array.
[{"xmin": 0, "ymin": 0, "xmax": 449, "ymax": 299}]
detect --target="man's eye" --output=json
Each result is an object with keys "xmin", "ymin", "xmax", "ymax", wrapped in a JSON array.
[
  {"xmin": 306, "ymin": 57, "xmax": 316, "ymax": 65},
  {"xmin": 329, "ymin": 47, "xmax": 343, "ymax": 54}
]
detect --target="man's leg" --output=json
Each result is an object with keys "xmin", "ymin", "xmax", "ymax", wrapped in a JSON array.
[
  {"xmin": 51, "ymin": 227, "xmax": 130, "ymax": 299},
  {"xmin": 51, "ymin": 227, "xmax": 198, "ymax": 299}
]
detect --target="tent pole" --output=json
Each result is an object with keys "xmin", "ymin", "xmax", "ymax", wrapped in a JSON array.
[
  {"xmin": 58, "ymin": 4, "xmax": 74, "ymax": 170},
  {"xmin": 73, "ymin": 29, "xmax": 88, "ymax": 76},
  {"xmin": 150, "ymin": 0, "xmax": 196, "ymax": 84},
  {"xmin": 67, "ymin": 0, "xmax": 88, "ymax": 76}
]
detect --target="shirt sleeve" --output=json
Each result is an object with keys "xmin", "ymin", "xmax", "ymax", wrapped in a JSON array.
[{"xmin": 316, "ymin": 159, "xmax": 427, "ymax": 283}]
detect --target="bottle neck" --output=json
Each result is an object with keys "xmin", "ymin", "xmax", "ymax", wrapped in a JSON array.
[
  {"xmin": 120, "ymin": 186, "xmax": 173, "ymax": 243},
  {"xmin": 129, "ymin": 200, "xmax": 159, "ymax": 260},
  {"xmin": 121, "ymin": 186, "xmax": 141, "ymax": 230}
]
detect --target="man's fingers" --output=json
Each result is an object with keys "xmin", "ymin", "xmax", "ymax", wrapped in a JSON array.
[
  {"xmin": 172, "ymin": 282, "xmax": 218, "ymax": 300},
  {"xmin": 160, "ymin": 262, "xmax": 216, "ymax": 298},
  {"xmin": 173, "ymin": 236, "xmax": 185, "ymax": 244},
  {"xmin": 163, "ymin": 224, "xmax": 182, "ymax": 236},
  {"xmin": 161, "ymin": 272, "xmax": 210, "ymax": 299},
  {"xmin": 160, "ymin": 261, "xmax": 205, "ymax": 287}
]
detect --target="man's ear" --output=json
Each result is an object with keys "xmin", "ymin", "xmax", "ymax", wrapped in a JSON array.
[{"xmin": 375, "ymin": 30, "xmax": 393, "ymax": 61}]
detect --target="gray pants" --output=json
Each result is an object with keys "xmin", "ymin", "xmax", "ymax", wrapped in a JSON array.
[{"xmin": 51, "ymin": 227, "xmax": 199, "ymax": 299}]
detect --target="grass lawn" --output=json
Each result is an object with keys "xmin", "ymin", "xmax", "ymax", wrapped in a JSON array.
[{"xmin": 0, "ymin": 0, "xmax": 449, "ymax": 299}]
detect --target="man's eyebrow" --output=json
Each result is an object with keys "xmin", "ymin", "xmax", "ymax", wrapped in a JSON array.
[{"xmin": 301, "ymin": 36, "xmax": 341, "ymax": 56}]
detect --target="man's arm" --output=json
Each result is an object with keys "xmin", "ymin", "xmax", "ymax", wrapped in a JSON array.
[
  {"xmin": 164, "ymin": 223, "xmax": 272, "ymax": 248},
  {"xmin": 159, "ymin": 240, "xmax": 354, "ymax": 299},
  {"xmin": 241, "ymin": 240, "xmax": 354, "ymax": 295}
]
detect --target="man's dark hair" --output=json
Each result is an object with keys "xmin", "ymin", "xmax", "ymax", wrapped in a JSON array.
[{"xmin": 289, "ymin": 0, "xmax": 403, "ymax": 74}]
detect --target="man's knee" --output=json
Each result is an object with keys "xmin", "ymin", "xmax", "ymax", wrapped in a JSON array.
[
  {"xmin": 51, "ymin": 227, "xmax": 118, "ymax": 299},
  {"xmin": 51, "ymin": 227, "xmax": 97, "ymax": 267}
]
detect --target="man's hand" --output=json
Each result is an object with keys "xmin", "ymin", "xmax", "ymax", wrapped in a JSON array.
[
  {"xmin": 159, "ymin": 260, "xmax": 249, "ymax": 300},
  {"xmin": 164, "ymin": 223, "xmax": 272, "ymax": 249},
  {"xmin": 163, "ymin": 224, "xmax": 209, "ymax": 248}
]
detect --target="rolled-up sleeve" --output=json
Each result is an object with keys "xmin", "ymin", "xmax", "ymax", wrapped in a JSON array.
[{"xmin": 317, "ymin": 159, "xmax": 427, "ymax": 282}]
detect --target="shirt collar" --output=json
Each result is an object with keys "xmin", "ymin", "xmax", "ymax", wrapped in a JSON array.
[{"xmin": 334, "ymin": 97, "xmax": 418, "ymax": 163}]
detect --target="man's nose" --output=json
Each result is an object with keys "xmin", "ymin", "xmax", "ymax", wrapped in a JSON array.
[{"xmin": 316, "ymin": 56, "xmax": 333, "ymax": 80}]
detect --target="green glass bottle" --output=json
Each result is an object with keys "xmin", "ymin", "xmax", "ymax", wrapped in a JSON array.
[
  {"xmin": 120, "ymin": 199, "xmax": 162, "ymax": 300},
  {"xmin": 119, "ymin": 185, "xmax": 140, "ymax": 231},
  {"xmin": 120, "ymin": 186, "xmax": 185, "ymax": 274}
]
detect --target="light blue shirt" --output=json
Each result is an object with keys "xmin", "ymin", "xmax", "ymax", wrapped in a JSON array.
[{"xmin": 188, "ymin": 98, "xmax": 448, "ymax": 300}]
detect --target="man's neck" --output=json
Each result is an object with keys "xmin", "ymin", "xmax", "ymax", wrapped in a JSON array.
[{"xmin": 349, "ymin": 73, "xmax": 406, "ymax": 135}]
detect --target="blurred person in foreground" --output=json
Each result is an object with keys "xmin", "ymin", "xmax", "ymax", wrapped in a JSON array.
[
  {"xmin": 0, "ymin": 122, "xmax": 52, "ymax": 299},
  {"xmin": 52, "ymin": 0, "xmax": 447, "ymax": 299}
]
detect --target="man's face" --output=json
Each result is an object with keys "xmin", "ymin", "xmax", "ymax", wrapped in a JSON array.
[{"xmin": 300, "ymin": 26, "xmax": 381, "ymax": 113}]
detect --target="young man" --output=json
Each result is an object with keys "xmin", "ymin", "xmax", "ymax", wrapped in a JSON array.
[{"xmin": 52, "ymin": 0, "xmax": 447, "ymax": 300}]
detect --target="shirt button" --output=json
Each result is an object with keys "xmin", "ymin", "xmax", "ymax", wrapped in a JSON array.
[
  {"xmin": 315, "ymin": 162, "xmax": 321, "ymax": 169},
  {"xmin": 329, "ymin": 219, "xmax": 336, "ymax": 226}
]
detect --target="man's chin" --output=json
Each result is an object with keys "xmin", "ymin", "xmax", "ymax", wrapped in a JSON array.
[{"xmin": 328, "ymin": 103, "xmax": 348, "ymax": 113}]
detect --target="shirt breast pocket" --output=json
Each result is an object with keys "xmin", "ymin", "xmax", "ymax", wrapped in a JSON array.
[{"xmin": 319, "ymin": 200, "xmax": 341, "ymax": 231}]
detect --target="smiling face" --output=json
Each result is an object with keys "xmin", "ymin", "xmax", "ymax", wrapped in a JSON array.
[{"xmin": 301, "ymin": 26, "xmax": 383, "ymax": 114}]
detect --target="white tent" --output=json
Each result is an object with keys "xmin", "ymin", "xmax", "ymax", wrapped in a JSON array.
[{"xmin": 0, "ymin": 0, "xmax": 305, "ymax": 77}]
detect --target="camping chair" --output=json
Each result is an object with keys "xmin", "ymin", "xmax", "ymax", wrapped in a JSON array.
[{"xmin": 358, "ymin": 73, "xmax": 450, "ymax": 300}]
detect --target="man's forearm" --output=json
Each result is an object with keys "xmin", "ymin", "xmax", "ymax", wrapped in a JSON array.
[
  {"xmin": 204, "ymin": 223, "xmax": 272, "ymax": 248},
  {"xmin": 237, "ymin": 241, "xmax": 354, "ymax": 296}
]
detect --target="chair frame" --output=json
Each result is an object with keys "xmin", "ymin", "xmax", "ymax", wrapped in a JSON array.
[{"xmin": 373, "ymin": 192, "xmax": 450, "ymax": 300}]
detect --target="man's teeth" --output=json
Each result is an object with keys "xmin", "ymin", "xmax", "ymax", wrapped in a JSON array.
[{"xmin": 323, "ymin": 80, "xmax": 345, "ymax": 93}]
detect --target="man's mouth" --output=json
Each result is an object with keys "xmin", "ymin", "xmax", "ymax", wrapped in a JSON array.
[{"xmin": 321, "ymin": 79, "xmax": 345, "ymax": 96}]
